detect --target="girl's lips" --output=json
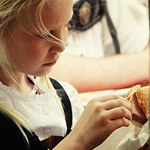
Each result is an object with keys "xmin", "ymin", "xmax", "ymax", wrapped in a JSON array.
[{"xmin": 44, "ymin": 60, "xmax": 57, "ymax": 66}]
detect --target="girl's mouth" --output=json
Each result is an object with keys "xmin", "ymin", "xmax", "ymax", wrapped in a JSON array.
[{"xmin": 44, "ymin": 60, "xmax": 57, "ymax": 66}]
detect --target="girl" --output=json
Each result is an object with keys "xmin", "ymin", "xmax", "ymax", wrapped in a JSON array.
[{"xmin": 0, "ymin": 0, "xmax": 132, "ymax": 149}]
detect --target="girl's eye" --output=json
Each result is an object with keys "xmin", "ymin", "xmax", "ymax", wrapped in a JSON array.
[
  {"xmin": 36, "ymin": 35, "xmax": 45, "ymax": 39},
  {"xmin": 35, "ymin": 34, "xmax": 52, "ymax": 40}
]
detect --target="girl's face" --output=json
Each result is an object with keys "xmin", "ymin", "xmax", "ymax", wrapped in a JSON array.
[{"xmin": 5, "ymin": 0, "xmax": 73, "ymax": 77}]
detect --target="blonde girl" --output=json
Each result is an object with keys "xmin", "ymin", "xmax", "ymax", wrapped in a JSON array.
[{"xmin": 0, "ymin": 0, "xmax": 132, "ymax": 149}]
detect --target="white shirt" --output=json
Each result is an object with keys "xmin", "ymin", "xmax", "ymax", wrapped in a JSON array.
[
  {"xmin": 63, "ymin": 0, "xmax": 149, "ymax": 58},
  {"xmin": 0, "ymin": 76, "xmax": 84, "ymax": 140}
]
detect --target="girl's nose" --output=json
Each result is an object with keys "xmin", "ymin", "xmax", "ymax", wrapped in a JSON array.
[
  {"xmin": 50, "ymin": 29, "xmax": 68, "ymax": 53},
  {"xmin": 50, "ymin": 40, "xmax": 66, "ymax": 54}
]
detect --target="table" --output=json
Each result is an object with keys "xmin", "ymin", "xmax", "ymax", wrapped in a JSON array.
[{"xmin": 79, "ymin": 87, "xmax": 131, "ymax": 107}]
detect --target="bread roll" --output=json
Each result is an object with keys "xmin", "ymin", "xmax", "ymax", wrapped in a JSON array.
[{"xmin": 126, "ymin": 85, "xmax": 149, "ymax": 127}]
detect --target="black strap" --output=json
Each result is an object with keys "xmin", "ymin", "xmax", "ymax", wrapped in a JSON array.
[
  {"xmin": 102, "ymin": 1, "xmax": 120, "ymax": 54},
  {"xmin": 50, "ymin": 78, "xmax": 72, "ymax": 136}
]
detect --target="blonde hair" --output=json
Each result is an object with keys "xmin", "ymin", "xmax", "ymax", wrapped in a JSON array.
[
  {"xmin": 0, "ymin": 0, "xmax": 65, "ymax": 142},
  {"xmin": 36, "ymin": 75, "xmax": 65, "ymax": 116},
  {"xmin": 0, "ymin": 0, "xmax": 66, "ymax": 81}
]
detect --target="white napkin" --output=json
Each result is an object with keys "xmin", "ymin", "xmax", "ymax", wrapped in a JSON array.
[{"xmin": 116, "ymin": 120, "xmax": 149, "ymax": 150}]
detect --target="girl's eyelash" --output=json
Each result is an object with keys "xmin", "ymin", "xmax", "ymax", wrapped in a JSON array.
[
  {"xmin": 36, "ymin": 24, "xmax": 72, "ymax": 39},
  {"xmin": 35, "ymin": 34, "xmax": 52, "ymax": 39}
]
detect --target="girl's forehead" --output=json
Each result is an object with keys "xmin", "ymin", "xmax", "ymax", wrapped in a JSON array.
[
  {"xmin": 44, "ymin": 0, "xmax": 73, "ymax": 13},
  {"xmin": 38, "ymin": 0, "xmax": 73, "ymax": 27},
  {"xmin": 20, "ymin": 0, "xmax": 73, "ymax": 30}
]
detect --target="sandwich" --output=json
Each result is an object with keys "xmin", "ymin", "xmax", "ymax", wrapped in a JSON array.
[{"xmin": 125, "ymin": 85, "xmax": 149, "ymax": 127}]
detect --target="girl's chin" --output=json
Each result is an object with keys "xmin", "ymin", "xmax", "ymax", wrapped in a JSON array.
[{"xmin": 31, "ymin": 68, "xmax": 52, "ymax": 77}]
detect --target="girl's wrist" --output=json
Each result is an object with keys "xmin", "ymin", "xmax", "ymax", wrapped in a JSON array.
[
  {"xmin": 53, "ymin": 131, "xmax": 91, "ymax": 150},
  {"xmin": 67, "ymin": 132, "xmax": 91, "ymax": 150}
]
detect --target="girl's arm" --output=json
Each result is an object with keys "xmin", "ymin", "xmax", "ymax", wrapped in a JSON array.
[{"xmin": 53, "ymin": 95, "xmax": 133, "ymax": 150}]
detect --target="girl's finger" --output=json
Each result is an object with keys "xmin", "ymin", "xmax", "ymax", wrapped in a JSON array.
[
  {"xmin": 93, "ymin": 95, "xmax": 123, "ymax": 102},
  {"xmin": 109, "ymin": 117, "xmax": 131, "ymax": 132},
  {"xmin": 102, "ymin": 99, "xmax": 132, "ymax": 112},
  {"xmin": 106, "ymin": 107, "xmax": 132, "ymax": 121}
]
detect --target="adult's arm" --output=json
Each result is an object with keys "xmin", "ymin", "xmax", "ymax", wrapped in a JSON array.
[{"xmin": 49, "ymin": 44, "xmax": 149, "ymax": 93}]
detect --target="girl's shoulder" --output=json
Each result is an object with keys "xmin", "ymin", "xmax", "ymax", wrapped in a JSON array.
[
  {"xmin": 51, "ymin": 79, "xmax": 83, "ymax": 110},
  {"xmin": 57, "ymin": 80, "xmax": 79, "ymax": 95},
  {"xmin": 51, "ymin": 78, "xmax": 81, "ymax": 102}
]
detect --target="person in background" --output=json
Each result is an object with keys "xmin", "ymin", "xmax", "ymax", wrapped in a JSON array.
[
  {"xmin": 0, "ymin": 0, "xmax": 133, "ymax": 149},
  {"xmin": 49, "ymin": 0, "xmax": 149, "ymax": 93}
]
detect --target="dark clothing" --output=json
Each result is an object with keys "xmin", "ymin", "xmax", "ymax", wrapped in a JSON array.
[{"xmin": 0, "ymin": 112, "xmax": 43, "ymax": 150}]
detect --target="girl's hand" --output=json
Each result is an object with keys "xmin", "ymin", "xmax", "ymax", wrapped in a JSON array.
[{"xmin": 70, "ymin": 95, "xmax": 133, "ymax": 150}]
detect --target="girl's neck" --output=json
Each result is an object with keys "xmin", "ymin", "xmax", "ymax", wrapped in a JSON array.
[
  {"xmin": 0, "ymin": 71, "xmax": 34, "ymax": 94},
  {"xmin": 15, "ymin": 74, "xmax": 34, "ymax": 94}
]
